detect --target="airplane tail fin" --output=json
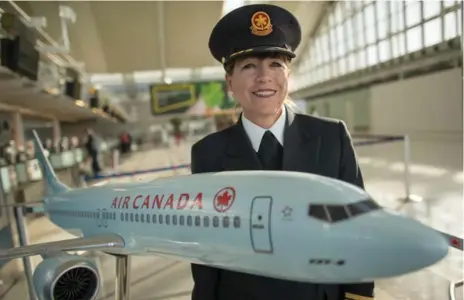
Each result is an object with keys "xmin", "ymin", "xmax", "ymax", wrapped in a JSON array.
[{"xmin": 32, "ymin": 130, "xmax": 70, "ymax": 197}]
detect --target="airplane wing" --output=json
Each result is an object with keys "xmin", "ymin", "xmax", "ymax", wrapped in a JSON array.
[{"xmin": 0, "ymin": 234, "xmax": 125, "ymax": 260}]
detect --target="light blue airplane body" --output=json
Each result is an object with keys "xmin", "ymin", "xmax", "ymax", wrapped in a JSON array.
[{"xmin": 0, "ymin": 131, "xmax": 450, "ymax": 300}]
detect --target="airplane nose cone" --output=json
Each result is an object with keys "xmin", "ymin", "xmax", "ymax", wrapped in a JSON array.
[
  {"xmin": 365, "ymin": 212, "xmax": 449, "ymax": 278},
  {"xmin": 401, "ymin": 221, "xmax": 449, "ymax": 268}
]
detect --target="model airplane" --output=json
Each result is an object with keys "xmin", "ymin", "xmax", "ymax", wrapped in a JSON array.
[{"xmin": 0, "ymin": 130, "xmax": 449, "ymax": 300}]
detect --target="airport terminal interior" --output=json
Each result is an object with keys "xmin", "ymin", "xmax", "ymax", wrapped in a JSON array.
[{"xmin": 0, "ymin": 0, "xmax": 462, "ymax": 299}]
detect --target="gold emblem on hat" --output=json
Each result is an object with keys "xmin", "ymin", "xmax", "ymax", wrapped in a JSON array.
[{"xmin": 250, "ymin": 11, "xmax": 273, "ymax": 36}]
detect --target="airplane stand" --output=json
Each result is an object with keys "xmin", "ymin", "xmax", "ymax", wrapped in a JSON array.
[{"xmin": 114, "ymin": 254, "xmax": 131, "ymax": 300}]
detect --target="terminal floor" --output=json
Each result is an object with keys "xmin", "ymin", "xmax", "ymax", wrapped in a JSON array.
[{"xmin": 1, "ymin": 135, "xmax": 462, "ymax": 300}]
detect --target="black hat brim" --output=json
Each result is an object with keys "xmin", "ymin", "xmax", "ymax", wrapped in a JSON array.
[{"xmin": 226, "ymin": 46, "xmax": 296, "ymax": 64}]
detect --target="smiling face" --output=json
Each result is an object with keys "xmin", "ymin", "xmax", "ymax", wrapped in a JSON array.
[{"xmin": 225, "ymin": 53, "xmax": 291, "ymax": 128}]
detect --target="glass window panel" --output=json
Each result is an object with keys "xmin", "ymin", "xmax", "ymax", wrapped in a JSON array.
[
  {"xmin": 392, "ymin": 33, "xmax": 406, "ymax": 58},
  {"xmin": 329, "ymin": 12, "xmax": 336, "ymax": 26},
  {"xmin": 391, "ymin": 8, "xmax": 405, "ymax": 33},
  {"xmin": 378, "ymin": 40, "xmax": 390, "ymax": 62},
  {"xmin": 336, "ymin": 24, "xmax": 344, "ymax": 42},
  {"xmin": 424, "ymin": 18, "xmax": 442, "ymax": 47},
  {"xmin": 367, "ymin": 44, "xmax": 377, "ymax": 66},
  {"xmin": 335, "ymin": 4, "xmax": 343, "ymax": 24},
  {"xmin": 376, "ymin": 1, "xmax": 388, "ymax": 21},
  {"xmin": 348, "ymin": 53, "xmax": 357, "ymax": 72},
  {"xmin": 321, "ymin": 33, "xmax": 329, "ymax": 57},
  {"xmin": 443, "ymin": 0, "xmax": 457, "ymax": 9},
  {"xmin": 355, "ymin": 29, "xmax": 365, "ymax": 49},
  {"xmin": 458, "ymin": 7, "xmax": 462, "ymax": 36},
  {"xmin": 345, "ymin": 18, "xmax": 354, "ymax": 36},
  {"xmin": 366, "ymin": 26, "xmax": 376, "ymax": 44},
  {"xmin": 364, "ymin": 4, "xmax": 375, "ymax": 26},
  {"xmin": 406, "ymin": 26, "xmax": 422, "ymax": 53},
  {"xmin": 390, "ymin": 1, "xmax": 403, "ymax": 15},
  {"xmin": 406, "ymin": 1, "xmax": 421, "ymax": 27},
  {"xmin": 378, "ymin": 19, "xmax": 388, "ymax": 40},
  {"xmin": 444, "ymin": 12, "xmax": 458, "ymax": 40},
  {"xmin": 357, "ymin": 49, "xmax": 366, "ymax": 69},
  {"xmin": 355, "ymin": 11, "xmax": 364, "ymax": 30},
  {"xmin": 353, "ymin": 1, "xmax": 363, "ymax": 11},
  {"xmin": 338, "ymin": 40, "xmax": 346, "ymax": 57},
  {"xmin": 324, "ymin": 65, "xmax": 330, "ymax": 81},
  {"xmin": 423, "ymin": 1, "xmax": 441, "ymax": 20},
  {"xmin": 347, "ymin": 33, "xmax": 355, "ymax": 52},
  {"xmin": 338, "ymin": 58, "xmax": 346, "ymax": 75},
  {"xmin": 332, "ymin": 61, "xmax": 339, "ymax": 77}
]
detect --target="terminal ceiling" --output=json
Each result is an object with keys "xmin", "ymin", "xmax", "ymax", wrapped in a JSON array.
[{"xmin": 10, "ymin": 1, "xmax": 327, "ymax": 74}]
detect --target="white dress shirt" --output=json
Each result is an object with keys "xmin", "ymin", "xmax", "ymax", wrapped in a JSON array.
[{"xmin": 241, "ymin": 106, "xmax": 286, "ymax": 152}]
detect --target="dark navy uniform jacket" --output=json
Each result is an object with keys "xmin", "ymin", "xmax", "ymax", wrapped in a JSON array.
[{"xmin": 189, "ymin": 107, "xmax": 375, "ymax": 300}]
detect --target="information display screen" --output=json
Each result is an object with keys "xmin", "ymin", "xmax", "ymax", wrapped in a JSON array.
[
  {"xmin": 151, "ymin": 84, "xmax": 196, "ymax": 114},
  {"xmin": 149, "ymin": 81, "xmax": 236, "ymax": 116}
]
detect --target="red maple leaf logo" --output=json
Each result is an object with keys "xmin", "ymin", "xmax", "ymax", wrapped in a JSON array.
[
  {"xmin": 217, "ymin": 191, "xmax": 232, "ymax": 207},
  {"xmin": 213, "ymin": 187, "xmax": 236, "ymax": 213}
]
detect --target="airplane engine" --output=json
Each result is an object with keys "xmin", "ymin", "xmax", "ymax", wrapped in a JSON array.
[{"xmin": 32, "ymin": 254, "xmax": 100, "ymax": 300}]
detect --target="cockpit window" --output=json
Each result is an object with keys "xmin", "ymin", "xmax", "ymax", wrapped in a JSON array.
[
  {"xmin": 326, "ymin": 205, "xmax": 349, "ymax": 222},
  {"xmin": 308, "ymin": 205, "xmax": 329, "ymax": 221},
  {"xmin": 308, "ymin": 199, "xmax": 381, "ymax": 223},
  {"xmin": 347, "ymin": 199, "xmax": 380, "ymax": 217}
]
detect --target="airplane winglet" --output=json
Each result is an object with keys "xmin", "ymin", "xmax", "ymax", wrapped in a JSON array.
[{"xmin": 31, "ymin": 130, "xmax": 70, "ymax": 197}]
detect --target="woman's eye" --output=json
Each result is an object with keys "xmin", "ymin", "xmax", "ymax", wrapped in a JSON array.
[
  {"xmin": 271, "ymin": 62, "xmax": 283, "ymax": 68},
  {"xmin": 242, "ymin": 63, "xmax": 255, "ymax": 69}
]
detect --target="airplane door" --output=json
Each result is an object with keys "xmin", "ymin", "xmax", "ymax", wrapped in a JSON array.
[{"xmin": 250, "ymin": 196, "xmax": 273, "ymax": 254}]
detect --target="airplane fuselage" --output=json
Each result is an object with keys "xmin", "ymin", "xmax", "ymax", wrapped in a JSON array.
[{"xmin": 43, "ymin": 171, "xmax": 449, "ymax": 283}]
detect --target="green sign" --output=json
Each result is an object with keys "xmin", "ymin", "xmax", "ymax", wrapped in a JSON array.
[{"xmin": 149, "ymin": 81, "xmax": 236, "ymax": 116}]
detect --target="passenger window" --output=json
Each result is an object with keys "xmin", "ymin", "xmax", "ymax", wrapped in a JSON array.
[
  {"xmin": 223, "ymin": 216, "xmax": 229, "ymax": 228},
  {"xmin": 152, "ymin": 214, "xmax": 157, "ymax": 223},
  {"xmin": 125, "ymin": 212, "xmax": 129, "ymax": 221},
  {"xmin": 203, "ymin": 216, "xmax": 209, "ymax": 227},
  {"xmin": 187, "ymin": 216, "xmax": 193, "ymax": 226},
  {"xmin": 158, "ymin": 215, "xmax": 163, "ymax": 224},
  {"xmin": 130, "ymin": 213, "xmax": 134, "ymax": 222},
  {"xmin": 166, "ymin": 215, "xmax": 170, "ymax": 225},
  {"xmin": 326, "ymin": 205, "xmax": 349, "ymax": 222},
  {"xmin": 213, "ymin": 216, "xmax": 219, "ymax": 227},
  {"xmin": 173, "ymin": 215, "xmax": 178, "ymax": 225},
  {"xmin": 233, "ymin": 216, "xmax": 240, "ymax": 228},
  {"xmin": 120, "ymin": 212, "xmax": 124, "ymax": 221},
  {"xmin": 308, "ymin": 205, "xmax": 329, "ymax": 221},
  {"xmin": 179, "ymin": 215, "xmax": 185, "ymax": 225},
  {"xmin": 195, "ymin": 216, "xmax": 201, "ymax": 227},
  {"xmin": 135, "ymin": 214, "xmax": 139, "ymax": 222},
  {"xmin": 141, "ymin": 214, "xmax": 145, "ymax": 223},
  {"xmin": 147, "ymin": 214, "xmax": 150, "ymax": 223}
]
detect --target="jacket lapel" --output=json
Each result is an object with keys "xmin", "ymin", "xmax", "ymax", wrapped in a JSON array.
[
  {"xmin": 283, "ymin": 107, "xmax": 321, "ymax": 173},
  {"xmin": 221, "ymin": 119, "xmax": 263, "ymax": 171}
]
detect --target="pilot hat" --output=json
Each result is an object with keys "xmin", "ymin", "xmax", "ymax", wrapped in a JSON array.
[{"xmin": 208, "ymin": 4, "xmax": 302, "ymax": 66}]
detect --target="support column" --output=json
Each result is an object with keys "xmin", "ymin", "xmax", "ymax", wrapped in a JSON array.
[
  {"xmin": 52, "ymin": 118, "xmax": 61, "ymax": 146},
  {"xmin": 11, "ymin": 111, "xmax": 24, "ymax": 149}
]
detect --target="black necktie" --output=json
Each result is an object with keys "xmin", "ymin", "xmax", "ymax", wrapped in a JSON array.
[{"xmin": 257, "ymin": 131, "xmax": 283, "ymax": 170}]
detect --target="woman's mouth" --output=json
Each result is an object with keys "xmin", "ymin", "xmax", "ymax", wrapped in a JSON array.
[{"xmin": 252, "ymin": 89, "xmax": 276, "ymax": 98}]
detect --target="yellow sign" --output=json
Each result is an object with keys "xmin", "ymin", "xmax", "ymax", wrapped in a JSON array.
[{"xmin": 250, "ymin": 11, "xmax": 273, "ymax": 36}]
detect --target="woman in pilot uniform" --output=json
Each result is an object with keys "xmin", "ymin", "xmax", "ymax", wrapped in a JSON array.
[{"xmin": 190, "ymin": 4, "xmax": 375, "ymax": 300}]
